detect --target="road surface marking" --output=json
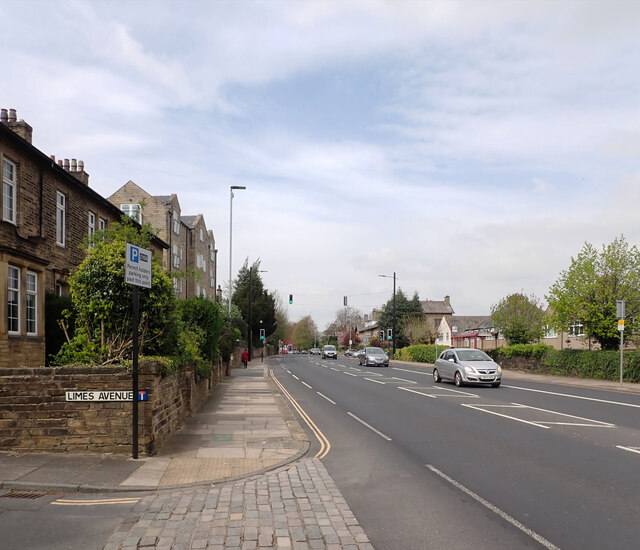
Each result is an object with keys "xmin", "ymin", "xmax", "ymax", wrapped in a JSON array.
[
  {"xmin": 52, "ymin": 497, "xmax": 141, "ymax": 506},
  {"xmin": 616, "ymin": 445, "xmax": 640, "ymax": 455},
  {"xmin": 271, "ymin": 371, "xmax": 331, "ymax": 459},
  {"xmin": 301, "ymin": 381, "xmax": 313, "ymax": 389},
  {"xmin": 392, "ymin": 377, "xmax": 417, "ymax": 384},
  {"xmin": 364, "ymin": 377, "xmax": 386, "ymax": 385},
  {"xmin": 330, "ymin": 367, "xmax": 340, "ymax": 372},
  {"xmin": 344, "ymin": 372, "xmax": 357, "ymax": 377},
  {"xmin": 292, "ymin": 374, "xmax": 300, "ymax": 380},
  {"xmin": 399, "ymin": 387, "xmax": 436, "ymax": 398},
  {"xmin": 504, "ymin": 385, "xmax": 640, "ymax": 409},
  {"xmin": 317, "ymin": 392, "xmax": 336, "ymax": 404},
  {"xmin": 364, "ymin": 371, "xmax": 383, "ymax": 376},
  {"xmin": 347, "ymin": 412, "xmax": 392, "ymax": 441},
  {"xmin": 392, "ymin": 367, "xmax": 431, "ymax": 376},
  {"xmin": 399, "ymin": 386, "xmax": 478, "ymax": 399},
  {"xmin": 426, "ymin": 465, "xmax": 561, "ymax": 550}
]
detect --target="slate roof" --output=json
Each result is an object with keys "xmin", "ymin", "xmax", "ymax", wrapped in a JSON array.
[{"xmin": 421, "ymin": 300, "xmax": 455, "ymax": 315}]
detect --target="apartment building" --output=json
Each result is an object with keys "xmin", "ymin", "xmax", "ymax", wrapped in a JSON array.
[{"xmin": 0, "ymin": 109, "xmax": 167, "ymax": 367}]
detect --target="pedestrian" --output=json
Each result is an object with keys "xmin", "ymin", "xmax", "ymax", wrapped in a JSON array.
[{"xmin": 241, "ymin": 348, "xmax": 249, "ymax": 368}]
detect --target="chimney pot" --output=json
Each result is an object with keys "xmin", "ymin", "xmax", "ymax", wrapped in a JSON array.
[
  {"xmin": 8, "ymin": 109, "xmax": 16, "ymax": 123},
  {"xmin": 71, "ymin": 159, "xmax": 77, "ymax": 171},
  {"xmin": 1, "ymin": 109, "xmax": 7, "ymax": 122},
  {"xmin": 58, "ymin": 160, "xmax": 63, "ymax": 167},
  {"xmin": 50, "ymin": 155, "xmax": 56, "ymax": 162},
  {"xmin": 78, "ymin": 160, "xmax": 84, "ymax": 171},
  {"xmin": 63, "ymin": 159, "xmax": 70, "ymax": 170}
]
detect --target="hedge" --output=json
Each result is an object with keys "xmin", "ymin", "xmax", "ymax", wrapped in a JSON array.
[{"xmin": 395, "ymin": 344, "xmax": 449, "ymax": 364}]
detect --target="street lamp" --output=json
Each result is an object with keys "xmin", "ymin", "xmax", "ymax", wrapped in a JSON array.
[
  {"xmin": 229, "ymin": 186, "xmax": 246, "ymax": 314},
  {"xmin": 379, "ymin": 272, "xmax": 397, "ymax": 357}
]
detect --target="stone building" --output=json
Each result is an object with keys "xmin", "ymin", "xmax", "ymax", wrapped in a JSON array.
[{"xmin": 0, "ymin": 109, "xmax": 166, "ymax": 368}]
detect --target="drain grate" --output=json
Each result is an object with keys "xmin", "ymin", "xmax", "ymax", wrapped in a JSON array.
[{"xmin": 1, "ymin": 490, "xmax": 46, "ymax": 499}]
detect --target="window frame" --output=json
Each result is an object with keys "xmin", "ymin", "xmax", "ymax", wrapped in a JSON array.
[
  {"xmin": 120, "ymin": 203, "xmax": 142, "ymax": 223},
  {"xmin": 26, "ymin": 270, "xmax": 37, "ymax": 335},
  {"xmin": 8, "ymin": 265, "xmax": 20, "ymax": 334},
  {"xmin": 88, "ymin": 211, "xmax": 96, "ymax": 239},
  {"xmin": 2, "ymin": 157, "xmax": 17, "ymax": 224},
  {"xmin": 173, "ymin": 210, "xmax": 180, "ymax": 235},
  {"xmin": 56, "ymin": 191, "xmax": 66, "ymax": 247}
]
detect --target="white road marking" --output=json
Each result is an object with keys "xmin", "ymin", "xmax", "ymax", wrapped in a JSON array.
[
  {"xmin": 302, "ymin": 381, "xmax": 312, "ymax": 389},
  {"xmin": 504, "ymin": 385, "xmax": 640, "ymax": 409},
  {"xmin": 617, "ymin": 445, "xmax": 640, "ymax": 455},
  {"xmin": 330, "ymin": 367, "xmax": 340, "ymax": 372},
  {"xmin": 426, "ymin": 465, "xmax": 561, "ymax": 550},
  {"xmin": 317, "ymin": 392, "xmax": 336, "ymax": 404},
  {"xmin": 344, "ymin": 372, "xmax": 357, "ymax": 377},
  {"xmin": 364, "ymin": 377, "xmax": 386, "ymax": 385},
  {"xmin": 398, "ymin": 387, "xmax": 477, "ymax": 399},
  {"xmin": 392, "ymin": 377, "xmax": 417, "ymax": 384},
  {"xmin": 364, "ymin": 371, "xmax": 383, "ymax": 376},
  {"xmin": 347, "ymin": 412, "xmax": 392, "ymax": 441},
  {"xmin": 292, "ymin": 374, "xmax": 300, "ymax": 380},
  {"xmin": 399, "ymin": 387, "xmax": 436, "ymax": 398},
  {"xmin": 393, "ymin": 367, "xmax": 431, "ymax": 376}
]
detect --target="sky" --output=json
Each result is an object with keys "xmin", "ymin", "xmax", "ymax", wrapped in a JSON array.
[{"xmin": 4, "ymin": 0, "xmax": 640, "ymax": 329}]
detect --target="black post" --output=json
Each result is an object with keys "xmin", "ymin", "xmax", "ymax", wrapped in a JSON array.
[
  {"xmin": 132, "ymin": 285, "xmax": 139, "ymax": 459},
  {"xmin": 392, "ymin": 272, "xmax": 396, "ymax": 358},
  {"xmin": 248, "ymin": 266, "xmax": 253, "ymax": 361}
]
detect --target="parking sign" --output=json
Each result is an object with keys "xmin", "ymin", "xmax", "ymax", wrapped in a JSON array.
[{"xmin": 125, "ymin": 243, "xmax": 152, "ymax": 288}]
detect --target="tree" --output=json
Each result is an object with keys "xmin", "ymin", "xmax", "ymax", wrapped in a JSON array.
[
  {"xmin": 338, "ymin": 330, "xmax": 362, "ymax": 348},
  {"xmin": 401, "ymin": 316, "xmax": 434, "ymax": 345},
  {"xmin": 54, "ymin": 218, "xmax": 177, "ymax": 365},
  {"xmin": 232, "ymin": 259, "xmax": 277, "ymax": 347},
  {"xmin": 378, "ymin": 289, "xmax": 423, "ymax": 349},
  {"xmin": 490, "ymin": 292, "xmax": 546, "ymax": 345},
  {"xmin": 325, "ymin": 307, "xmax": 363, "ymax": 340},
  {"xmin": 291, "ymin": 315, "xmax": 319, "ymax": 350},
  {"xmin": 546, "ymin": 236, "xmax": 640, "ymax": 350}
]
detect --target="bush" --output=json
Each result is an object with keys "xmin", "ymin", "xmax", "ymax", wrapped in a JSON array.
[
  {"xmin": 45, "ymin": 292, "xmax": 74, "ymax": 366},
  {"xmin": 395, "ymin": 344, "xmax": 448, "ymax": 363},
  {"xmin": 541, "ymin": 349, "xmax": 640, "ymax": 382},
  {"xmin": 491, "ymin": 343, "xmax": 553, "ymax": 359}
]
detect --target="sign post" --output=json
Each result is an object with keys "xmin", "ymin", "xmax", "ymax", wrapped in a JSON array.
[
  {"xmin": 617, "ymin": 300, "xmax": 625, "ymax": 386},
  {"xmin": 125, "ymin": 243, "xmax": 152, "ymax": 459}
]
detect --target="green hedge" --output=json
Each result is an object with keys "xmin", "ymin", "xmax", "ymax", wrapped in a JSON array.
[
  {"xmin": 489, "ymin": 343, "xmax": 553, "ymax": 359},
  {"xmin": 395, "ymin": 344, "xmax": 449, "ymax": 364}
]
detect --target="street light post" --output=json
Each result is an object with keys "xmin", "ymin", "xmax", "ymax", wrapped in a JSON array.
[
  {"xmin": 229, "ymin": 186, "xmax": 246, "ymax": 315},
  {"xmin": 379, "ymin": 272, "xmax": 397, "ymax": 357}
]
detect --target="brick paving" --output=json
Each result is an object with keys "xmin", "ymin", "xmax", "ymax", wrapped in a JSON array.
[{"xmin": 103, "ymin": 458, "xmax": 374, "ymax": 550}]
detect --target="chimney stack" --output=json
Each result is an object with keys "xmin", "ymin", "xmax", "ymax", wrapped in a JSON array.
[
  {"xmin": 444, "ymin": 295, "xmax": 450, "ymax": 307},
  {"xmin": 1, "ymin": 108, "xmax": 33, "ymax": 143}
]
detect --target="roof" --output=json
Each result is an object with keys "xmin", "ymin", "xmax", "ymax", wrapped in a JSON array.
[{"xmin": 421, "ymin": 300, "xmax": 455, "ymax": 315}]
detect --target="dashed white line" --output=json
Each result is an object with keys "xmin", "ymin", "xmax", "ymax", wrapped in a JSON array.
[
  {"xmin": 426, "ymin": 465, "xmax": 561, "ymax": 550},
  {"xmin": 330, "ymin": 368, "xmax": 340, "ymax": 372},
  {"xmin": 302, "ymin": 381, "xmax": 312, "ymax": 389},
  {"xmin": 364, "ymin": 377, "xmax": 386, "ymax": 385},
  {"xmin": 393, "ymin": 367, "xmax": 432, "ymax": 376},
  {"xmin": 317, "ymin": 392, "xmax": 336, "ymax": 405},
  {"xmin": 344, "ymin": 372, "xmax": 357, "ymax": 377},
  {"xmin": 504, "ymin": 385, "xmax": 640, "ymax": 409},
  {"xmin": 398, "ymin": 387, "xmax": 436, "ymax": 398},
  {"xmin": 392, "ymin": 377, "xmax": 417, "ymax": 384},
  {"xmin": 347, "ymin": 412, "xmax": 392, "ymax": 441},
  {"xmin": 292, "ymin": 374, "xmax": 300, "ymax": 380}
]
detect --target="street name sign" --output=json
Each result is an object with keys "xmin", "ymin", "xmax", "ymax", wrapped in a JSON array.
[
  {"xmin": 66, "ymin": 390, "xmax": 148, "ymax": 401},
  {"xmin": 125, "ymin": 243, "xmax": 152, "ymax": 288}
]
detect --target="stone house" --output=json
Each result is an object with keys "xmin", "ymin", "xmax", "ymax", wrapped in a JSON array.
[
  {"xmin": 421, "ymin": 296, "xmax": 455, "ymax": 339},
  {"xmin": 108, "ymin": 182, "xmax": 219, "ymax": 301},
  {"xmin": 0, "ymin": 108, "xmax": 166, "ymax": 368}
]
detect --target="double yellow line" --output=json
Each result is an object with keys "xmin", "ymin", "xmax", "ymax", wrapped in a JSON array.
[{"xmin": 271, "ymin": 370, "xmax": 331, "ymax": 459}]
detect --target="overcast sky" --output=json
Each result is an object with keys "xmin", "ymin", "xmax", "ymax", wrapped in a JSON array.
[{"xmin": 4, "ymin": 0, "xmax": 640, "ymax": 328}]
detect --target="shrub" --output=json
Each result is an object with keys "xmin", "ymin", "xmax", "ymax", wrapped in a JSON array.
[
  {"xmin": 542, "ymin": 349, "xmax": 640, "ymax": 382},
  {"xmin": 395, "ymin": 344, "xmax": 448, "ymax": 363},
  {"xmin": 491, "ymin": 343, "xmax": 553, "ymax": 359}
]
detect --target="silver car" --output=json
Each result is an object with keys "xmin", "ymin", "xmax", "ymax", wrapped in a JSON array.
[
  {"xmin": 433, "ymin": 348, "xmax": 502, "ymax": 387},
  {"xmin": 359, "ymin": 347, "xmax": 389, "ymax": 367},
  {"xmin": 322, "ymin": 345, "xmax": 338, "ymax": 359}
]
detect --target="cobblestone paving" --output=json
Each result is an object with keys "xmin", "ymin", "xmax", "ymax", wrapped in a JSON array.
[{"xmin": 103, "ymin": 458, "xmax": 374, "ymax": 550}]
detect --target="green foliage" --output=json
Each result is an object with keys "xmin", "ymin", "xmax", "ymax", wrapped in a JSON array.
[
  {"xmin": 177, "ymin": 297, "xmax": 222, "ymax": 361},
  {"xmin": 378, "ymin": 289, "xmax": 423, "ymax": 349},
  {"xmin": 53, "ymin": 218, "xmax": 177, "ymax": 365},
  {"xmin": 541, "ymin": 350, "xmax": 640, "ymax": 382},
  {"xmin": 292, "ymin": 315, "xmax": 319, "ymax": 351},
  {"xmin": 491, "ymin": 292, "xmax": 546, "ymax": 345},
  {"xmin": 395, "ymin": 344, "xmax": 449, "ymax": 363},
  {"xmin": 45, "ymin": 292, "xmax": 74, "ymax": 366},
  {"xmin": 546, "ymin": 236, "xmax": 640, "ymax": 350},
  {"xmin": 491, "ymin": 343, "xmax": 553, "ymax": 359}
]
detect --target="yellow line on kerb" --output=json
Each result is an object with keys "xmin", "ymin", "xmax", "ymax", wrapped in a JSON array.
[
  {"xmin": 52, "ymin": 497, "xmax": 141, "ymax": 506},
  {"xmin": 271, "ymin": 370, "xmax": 331, "ymax": 459}
]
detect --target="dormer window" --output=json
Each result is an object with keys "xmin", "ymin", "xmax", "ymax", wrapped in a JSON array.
[{"xmin": 120, "ymin": 203, "xmax": 142, "ymax": 223}]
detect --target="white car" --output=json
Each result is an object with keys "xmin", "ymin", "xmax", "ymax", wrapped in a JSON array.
[{"xmin": 322, "ymin": 345, "xmax": 338, "ymax": 359}]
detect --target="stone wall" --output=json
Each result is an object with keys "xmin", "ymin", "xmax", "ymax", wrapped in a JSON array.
[{"xmin": 0, "ymin": 360, "xmax": 219, "ymax": 456}]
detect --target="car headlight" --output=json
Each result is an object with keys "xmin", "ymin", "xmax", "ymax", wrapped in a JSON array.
[
  {"xmin": 463, "ymin": 365, "xmax": 475, "ymax": 374},
  {"xmin": 497, "ymin": 365, "xmax": 502, "ymax": 373}
]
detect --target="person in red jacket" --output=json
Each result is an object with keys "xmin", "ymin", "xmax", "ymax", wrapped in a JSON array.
[{"xmin": 241, "ymin": 348, "xmax": 249, "ymax": 368}]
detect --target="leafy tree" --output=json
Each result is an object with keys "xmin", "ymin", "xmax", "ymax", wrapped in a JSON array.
[
  {"xmin": 270, "ymin": 292, "xmax": 291, "ymax": 347},
  {"xmin": 401, "ymin": 316, "xmax": 435, "ymax": 345},
  {"xmin": 546, "ymin": 236, "xmax": 640, "ymax": 350},
  {"xmin": 54, "ymin": 218, "xmax": 176, "ymax": 365},
  {"xmin": 491, "ymin": 292, "xmax": 546, "ymax": 345},
  {"xmin": 292, "ymin": 315, "xmax": 319, "ymax": 350},
  {"xmin": 378, "ymin": 289, "xmax": 423, "ymax": 349},
  {"xmin": 232, "ymin": 259, "xmax": 277, "ymax": 347},
  {"xmin": 325, "ymin": 307, "xmax": 363, "ymax": 338},
  {"xmin": 338, "ymin": 330, "xmax": 362, "ymax": 348},
  {"xmin": 177, "ymin": 297, "xmax": 223, "ymax": 361}
]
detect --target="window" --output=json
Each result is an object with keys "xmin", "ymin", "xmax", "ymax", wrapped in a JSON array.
[
  {"xmin": 56, "ymin": 192, "xmax": 66, "ymax": 246},
  {"xmin": 210, "ymin": 276, "xmax": 215, "ymax": 287},
  {"xmin": 569, "ymin": 323, "xmax": 585, "ymax": 337},
  {"xmin": 173, "ymin": 210, "xmax": 180, "ymax": 235},
  {"xmin": 172, "ymin": 244, "xmax": 181, "ymax": 269},
  {"xmin": 197, "ymin": 253, "xmax": 204, "ymax": 270},
  {"xmin": 210, "ymin": 249, "xmax": 215, "ymax": 261},
  {"xmin": 199, "ymin": 228, "xmax": 204, "ymax": 241},
  {"xmin": 26, "ymin": 271, "xmax": 37, "ymax": 335},
  {"xmin": 2, "ymin": 158, "xmax": 16, "ymax": 223},
  {"xmin": 544, "ymin": 324, "xmax": 558, "ymax": 338},
  {"xmin": 8, "ymin": 266, "xmax": 20, "ymax": 334},
  {"xmin": 98, "ymin": 217, "xmax": 106, "ymax": 231},
  {"xmin": 88, "ymin": 211, "xmax": 95, "ymax": 238},
  {"xmin": 55, "ymin": 282, "xmax": 63, "ymax": 297},
  {"xmin": 120, "ymin": 203, "xmax": 142, "ymax": 223}
]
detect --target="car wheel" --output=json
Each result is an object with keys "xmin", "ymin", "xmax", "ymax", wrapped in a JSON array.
[
  {"xmin": 433, "ymin": 368, "xmax": 441, "ymax": 383},
  {"xmin": 454, "ymin": 371, "xmax": 464, "ymax": 387},
  {"xmin": 492, "ymin": 382, "xmax": 501, "ymax": 388}
]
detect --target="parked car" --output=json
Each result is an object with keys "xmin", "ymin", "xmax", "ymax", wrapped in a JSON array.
[
  {"xmin": 322, "ymin": 345, "xmax": 338, "ymax": 359},
  {"xmin": 358, "ymin": 347, "xmax": 389, "ymax": 367},
  {"xmin": 310, "ymin": 348, "xmax": 321, "ymax": 355},
  {"xmin": 344, "ymin": 349, "xmax": 358, "ymax": 356},
  {"xmin": 301, "ymin": 350, "xmax": 308, "ymax": 354},
  {"xmin": 433, "ymin": 348, "xmax": 502, "ymax": 387}
]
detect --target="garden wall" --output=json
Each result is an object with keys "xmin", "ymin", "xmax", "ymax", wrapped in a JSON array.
[{"xmin": 0, "ymin": 360, "xmax": 220, "ymax": 456}]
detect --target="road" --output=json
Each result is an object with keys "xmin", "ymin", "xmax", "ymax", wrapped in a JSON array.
[{"xmin": 272, "ymin": 353, "xmax": 640, "ymax": 550}]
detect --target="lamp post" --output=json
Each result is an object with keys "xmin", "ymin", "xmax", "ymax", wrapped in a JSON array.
[
  {"xmin": 379, "ymin": 272, "xmax": 397, "ymax": 357},
  {"xmin": 229, "ymin": 186, "xmax": 246, "ymax": 314}
]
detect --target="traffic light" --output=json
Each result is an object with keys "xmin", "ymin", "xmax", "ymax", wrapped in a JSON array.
[
  {"xmin": 289, "ymin": 294, "xmax": 293, "ymax": 304},
  {"xmin": 387, "ymin": 328, "xmax": 393, "ymax": 340},
  {"xmin": 260, "ymin": 328, "xmax": 265, "ymax": 340},
  {"xmin": 379, "ymin": 330, "xmax": 385, "ymax": 340}
]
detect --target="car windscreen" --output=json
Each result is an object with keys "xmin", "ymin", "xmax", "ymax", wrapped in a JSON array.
[
  {"xmin": 324, "ymin": 346, "xmax": 336, "ymax": 351},
  {"xmin": 456, "ymin": 349, "xmax": 491, "ymax": 361},
  {"xmin": 366, "ymin": 348, "xmax": 385, "ymax": 355}
]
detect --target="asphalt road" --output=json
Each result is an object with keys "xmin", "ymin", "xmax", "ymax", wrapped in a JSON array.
[{"xmin": 272, "ymin": 354, "xmax": 640, "ymax": 550}]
